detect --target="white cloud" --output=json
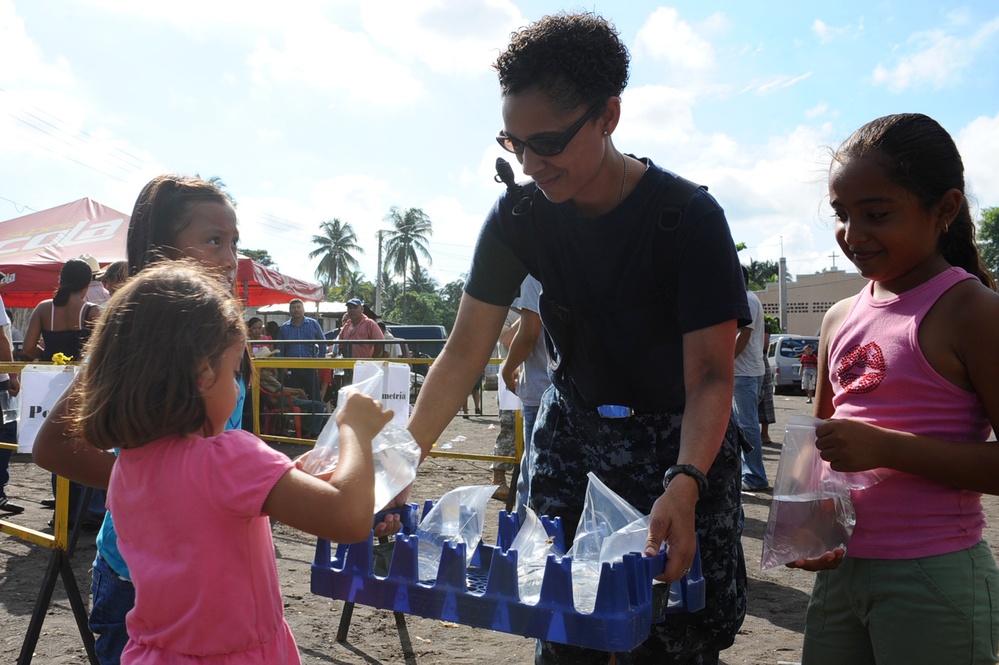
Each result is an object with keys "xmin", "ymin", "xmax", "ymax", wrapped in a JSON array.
[
  {"xmin": 616, "ymin": 84, "xmax": 700, "ymax": 153},
  {"xmin": 232, "ymin": 174, "xmax": 392, "ymax": 281},
  {"xmin": 72, "ymin": 0, "xmax": 331, "ymax": 35},
  {"xmin": 678, "ymin": 121, "xmax": 841, "ymax": 275},
  {"xmin": 751, "ymin": 72, "xmax": 813, "ymax": 96},
  {"xmin": 247, "ymin": 26, "xmax": 425, "ymax": 106},
  {"xmin": 634, "ymin": 7, "xmax": 716, "ymax": 74},
  {"xmin": 812, "ymin": 19, "xmax": 831, "ymax": 42},
  {"xmin": 812, "ymin": 19, "xmax": 847, "ymax": 45},
  {"xmin": 360, "ymin": 0, "xmax": 524, "ymax": 76},
  {"xmin": 805, "ymin": 102, "xmax": 828, "ymax": 119},
  {"xmin": 0, "ymin": 0, "xmax": 74, "ymax": 85},
  {"xmin": 957, "ymin": 112, "xmax": 999, "ymax": 213},
  {"xmin": 872, "ymin": 17, "xmax": 999, "ymax": 92}
]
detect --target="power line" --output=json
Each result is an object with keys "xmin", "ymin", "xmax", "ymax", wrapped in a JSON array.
[
  {"xmin": 6, "ymin": 125, "xmax": 131, "ymax": 183},
  {"xmin": 0, "ymin": 195, "xmax": 37, "ymax": 216},
  {"xmin": 1, "ymin": 87, "xmax": 150, "ymax": 181}
]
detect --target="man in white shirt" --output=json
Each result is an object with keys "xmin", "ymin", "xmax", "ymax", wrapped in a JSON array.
[
  {"xmin": 733, "ymin": 266, "xmax": 768, "ymax": 491},
  {"xmin": 376, "ymin": 321, "xmax": 409, "ymax": 359}
]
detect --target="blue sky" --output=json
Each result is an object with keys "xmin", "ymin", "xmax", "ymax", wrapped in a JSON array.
[{"xmin": 2, "ymin": 0, "xmax": 998, "ymax": 289}]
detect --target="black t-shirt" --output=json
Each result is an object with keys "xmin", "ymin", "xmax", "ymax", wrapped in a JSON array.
[{"xmin": 465, "ymin": 158, "xmax": 749, "ymax": 411}]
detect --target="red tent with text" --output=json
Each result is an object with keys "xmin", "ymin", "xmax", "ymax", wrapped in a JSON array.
[{"xmin": 0, "ymin": 198, "xmax": 323, "ymax": 308}]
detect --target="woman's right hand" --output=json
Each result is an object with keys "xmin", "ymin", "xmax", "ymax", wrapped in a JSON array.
[{"xmin": 785, "ymin": 548, "xmax": 845, "ymax": 571}]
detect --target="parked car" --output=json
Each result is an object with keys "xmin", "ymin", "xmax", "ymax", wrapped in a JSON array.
[
  {"xmin": 385, "ymin": 324, "xmax": 447, "ymax": 359},
  {"xmin": 768, "ymin": 334, "xmax": 819, "ymax": 394}
]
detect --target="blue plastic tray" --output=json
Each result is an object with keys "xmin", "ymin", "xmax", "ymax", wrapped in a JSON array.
[{"xmin": 311, "ymin": 503, "xmax": 706, "ymax": 652}]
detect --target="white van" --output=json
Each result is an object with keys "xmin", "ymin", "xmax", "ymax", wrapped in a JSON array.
[{"xmin": 768, "ymin": 335, "xmax": 819, "ymax": 394}]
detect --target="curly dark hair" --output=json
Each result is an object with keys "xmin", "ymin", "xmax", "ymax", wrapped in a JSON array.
[{"xmin": 494, "ymin": 11, "xmax": 630, "ymax": 112}]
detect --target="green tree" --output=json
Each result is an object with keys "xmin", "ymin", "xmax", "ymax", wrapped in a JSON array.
[
  {"xmin": 337, "ymin": 270, "xmax": 375, "ymax": 307},
  {"xmin": 309, "ymin": 218, "xmax": 363, "ymax": 297},
  {"xmin": 746, "ymin": 258, "xmax": 789, "ymax": 291},
  {"xmin": 195, "ymin": 174, "xmax": 237, "ymax": 206},
  {"xmin": 385, "ymin": 291, "xmax": 445, "ymax": 326},
  {"xmin": 408, "ymin": 266, "xmax": 438, "ymax": 294},
  {"xmin": 978, "ymin": 207, "xmax": 999, "ymax": 278},
  {"xmin": 439, "ymin": 278, "xmax": 465, "ymax": 333},
  {"xmin": 377, "ymin": 269, "xmax": 402, "ymax": 316},
  {"xmin": 383, "ymin": 207, "xmax": 433, "ymax": 318},
  {"xmin": 241, "ymin": 248, "xmax": 276, "ymax": 269}
]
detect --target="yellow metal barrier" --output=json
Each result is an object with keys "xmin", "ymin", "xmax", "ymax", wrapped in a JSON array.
[
  {"xmin": 0, "ymin": 360, "xmax": 99, "ymax": 663},
  {"xmin": 249, "ymin": 355, "xmax": 519, "ymax": 467}
]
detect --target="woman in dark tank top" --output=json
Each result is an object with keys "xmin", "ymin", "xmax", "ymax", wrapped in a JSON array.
[
  {"xmin": 23, "ymin": 258, "xmax": 101, "ymax": 362},
  {"xmin": 22, "ymin": 257, "xmax": 105, "ymax": 530}
]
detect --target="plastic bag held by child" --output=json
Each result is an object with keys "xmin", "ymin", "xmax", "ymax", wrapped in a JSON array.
[
  {"xmin": 415, "ymin": 485, "xmax": 497, "ymax": 582},
  {"xmin": 761, "ymin": 415, "xmax": 891, "ymax": 570},
  {"xmin": 297, "ymin": 366, "xmax": 421, "ymax": 513}
]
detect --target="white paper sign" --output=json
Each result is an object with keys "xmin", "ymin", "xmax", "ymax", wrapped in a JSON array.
[
  {"xmin": 351, "ymin": 361, "xmax": 411, "ymax": 429},
  {"xmin": 497, "ymin": 361, "xmax": 523, "ymax": 411},
  {"xmin": 18, "ymin": 364, "xmax": 79, "ymax": 453}
]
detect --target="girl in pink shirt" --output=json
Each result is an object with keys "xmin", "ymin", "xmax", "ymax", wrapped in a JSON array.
[
  {"xmin": 791, "ymin": 114, "xmax": 999, "ymax": 664},
  {"xmin": 69, "ymin": 262, "xmax": 391, "ymax": 664}
]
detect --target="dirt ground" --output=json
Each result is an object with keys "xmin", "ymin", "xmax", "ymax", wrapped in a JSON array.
[{"xmin": 3, "ymin": 391, "xmax": 998, "ymax": 664}]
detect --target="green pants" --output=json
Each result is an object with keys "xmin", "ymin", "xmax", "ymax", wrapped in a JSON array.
[{"xmin": 803, "ymin": 541, "xmax": 999, "ymax": 664}]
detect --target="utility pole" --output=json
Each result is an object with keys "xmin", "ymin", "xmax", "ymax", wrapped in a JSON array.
[
  {"xmin": 375, "ymin": 230, "xmax": 384, "ymax": 316},
  {"xmin": 779, "ymin": 237, "xmax": 788, "ymax": 333}
]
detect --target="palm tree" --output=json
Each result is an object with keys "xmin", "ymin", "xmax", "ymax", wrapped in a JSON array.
[
  {"xmin": 338, "ymin": 270, "xmax": 373, "ymax": 305},
  {"xmin": 746, "ymin": 259, "xmax": 789, "ymax": 290},
  {"xmin": 378, "ymin": 268, "xmax": 401, "ymax": 315},
  {"xmin": 383, "ymin": 207, "xmax": 433, "ymax": 319},
  {"xmin": 408, "ymin": 266, "xmax": 438, "ymax": 294},
  {"xmin": 309, "ymin": 219, "xmax": 363, "ymax": 297}
]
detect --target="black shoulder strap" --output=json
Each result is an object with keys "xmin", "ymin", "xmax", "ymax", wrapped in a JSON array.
[{"xmin": 658, "ymin": 175, "xmax": 706, "ymax": 232}]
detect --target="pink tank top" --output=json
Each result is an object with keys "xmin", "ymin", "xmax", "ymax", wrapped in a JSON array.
[{"xmin": 829, "ymin": 266, "xmax": 991, "ymax": 559}]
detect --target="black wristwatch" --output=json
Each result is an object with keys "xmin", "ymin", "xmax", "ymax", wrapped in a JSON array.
[{"xmin": 663, "ymin": 464, "xmax": 709, "ymax": 496}]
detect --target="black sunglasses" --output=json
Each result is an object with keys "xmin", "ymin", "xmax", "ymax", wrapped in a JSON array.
[{"xmin": 496, "ymin": 102, "xmax": 603, "ymax": 157}]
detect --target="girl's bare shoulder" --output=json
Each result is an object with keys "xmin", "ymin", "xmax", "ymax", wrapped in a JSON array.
[
  {"xmin": 935, "ymin": 278, "xmax": 999, "ymax": 329},
  {"xmin": 819, "ymin": 295, "xmax": 858, "ymax": 338}
]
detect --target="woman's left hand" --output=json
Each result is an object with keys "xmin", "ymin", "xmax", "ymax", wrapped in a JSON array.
[{"xmin": 644, "ymin": 477, "xmax": 699, "ymax": 583}]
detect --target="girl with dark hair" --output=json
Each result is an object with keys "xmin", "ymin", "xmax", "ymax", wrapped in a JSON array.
[
  {"xmin": 792, "ymin": 114, "xmax": 999, "ymax": 663},
  {"xmin": 125, "ymin": 174, "xmax": 236, "ymax": 279},
  {"xmin": 71, "ymin": 262, "xmax": 385, "ymax": 664},
  {"xmin": 402, "ymin": 12, "xmax": 749, "ymax": 664},
  {"xmin": 33, "ymin": 174, "xmax": 246, "ymax": 664}
]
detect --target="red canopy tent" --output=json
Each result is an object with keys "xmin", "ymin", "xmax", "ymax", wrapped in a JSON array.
[{"xmin": 0, "ymin": 197, "xmax": 323, "ymax": 308}]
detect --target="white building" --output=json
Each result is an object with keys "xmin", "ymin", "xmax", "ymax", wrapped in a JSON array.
[{"xmin": 756, "ymin": 268, "xmax": 868, "ymax": 335}]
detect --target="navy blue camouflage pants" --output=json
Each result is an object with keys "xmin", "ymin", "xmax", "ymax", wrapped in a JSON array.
[{"xmin": 530, "ymin": 388, "xmax": 747, "ymax": 665}]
